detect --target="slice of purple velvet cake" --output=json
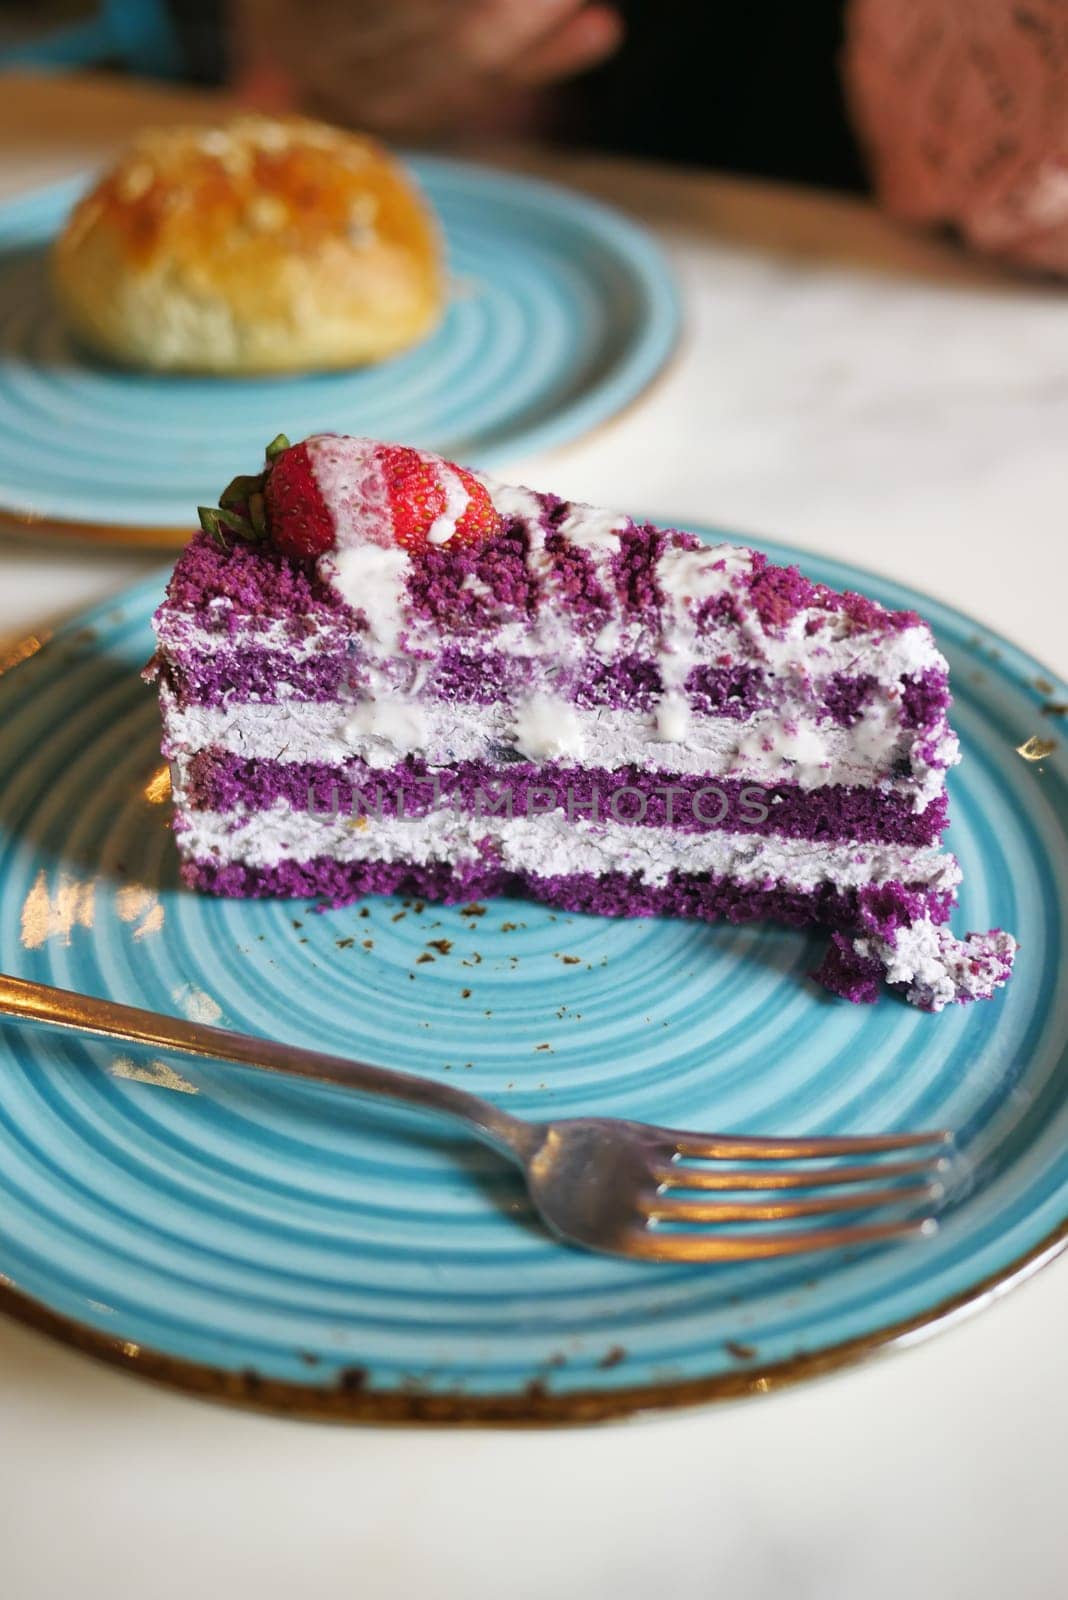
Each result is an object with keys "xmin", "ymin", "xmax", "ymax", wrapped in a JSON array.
[{"xmin": 147, "ymin": 433, "xmax": 1016, "ymax": 1011}]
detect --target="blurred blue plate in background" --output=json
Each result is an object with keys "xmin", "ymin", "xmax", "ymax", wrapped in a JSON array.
[{"xmin": 0, "ymin": 155, "xmax": 679, "ymax": 545}]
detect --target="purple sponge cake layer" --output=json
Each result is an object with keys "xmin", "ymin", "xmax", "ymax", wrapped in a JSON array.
[
  {"xmin": 156, "ymin": 648, "xmax": 772, "ymax": 720},
  {"xmin": 155, "ymin": 646, "xmax": 950, "ymax": 735},
  {"xmin": 154, "ymin": 519, "xmax": 925, "ymax": 644},
  {"xmin": 178, "ymin": 751, "xmax": 950, "ymax": 846},
  {"xmin": 181, "ymin": 853, "xmax": 955, "ymax": 931}
]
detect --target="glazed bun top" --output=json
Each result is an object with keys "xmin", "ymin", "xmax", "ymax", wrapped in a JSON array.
[{"xmin": 53, "ymin": 115, "xmax": 444, "ymax": 374}]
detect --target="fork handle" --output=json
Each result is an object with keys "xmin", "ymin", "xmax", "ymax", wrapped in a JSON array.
[{"xmin": 0, "ymin": 973, "xmax": 540, "ymax": 1161}]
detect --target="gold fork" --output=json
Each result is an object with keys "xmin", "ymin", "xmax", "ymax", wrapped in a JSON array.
[{"xmin": 0, "ymin": 974, "xmax": 949, "ymax": 1264}]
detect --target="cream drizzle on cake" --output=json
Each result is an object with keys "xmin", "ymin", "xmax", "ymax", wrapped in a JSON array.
[{"xmin": 323, "ymin": 543, "xmax": 410, "ymax": 650}]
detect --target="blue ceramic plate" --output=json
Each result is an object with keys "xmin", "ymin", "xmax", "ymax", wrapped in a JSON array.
[
  {"xmin": 0, "ymin": 160, "xmax": 678, "ymax": 543},
  {"xmin": 0, "ymin": 529, "xmax": 1065, "ymax": 1422}
]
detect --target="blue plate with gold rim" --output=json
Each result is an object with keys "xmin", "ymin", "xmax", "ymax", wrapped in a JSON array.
[
  {"xmin": 0, "ymin": 528, "xmax": 1065, "ymax": 1422},
  {"xmin": 0, "ymin": 157, "xmax": 678, "ymax": 545}
]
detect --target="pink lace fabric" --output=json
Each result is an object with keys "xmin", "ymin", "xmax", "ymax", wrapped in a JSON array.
[{"xmin": 844, "ymin": 0, "xmax": 1068, "ymax": 273}]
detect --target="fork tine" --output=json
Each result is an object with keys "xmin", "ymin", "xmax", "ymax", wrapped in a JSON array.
[
  {"xmin": 670, "ymin": 1130, "xmax": 952, "ymax": 1160},
  {"xmin": 624, "ymin": 1216, "xmax": 935, "ymax": 1262},
  {"xmin": 644, "ymin": 1182, "xmax": 939, "ymax": 1224},
  {"xmin": 656, "ymin": 1155, "xmax": 945, "ymax": 1191}
]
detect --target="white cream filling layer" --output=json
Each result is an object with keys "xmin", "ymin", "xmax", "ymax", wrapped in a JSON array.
[
  {"xmin": 173, "ymin": 796, "xmax": 960, "ymax": 895},
  {"xmin": 160, "ymin": 689, "xmax": 953, "ymax": 804}
]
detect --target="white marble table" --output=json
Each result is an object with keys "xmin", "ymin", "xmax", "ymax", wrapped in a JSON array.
[{"xmin": 1, "ymin": 74, "xmax": 1065, "ymax": 1600}]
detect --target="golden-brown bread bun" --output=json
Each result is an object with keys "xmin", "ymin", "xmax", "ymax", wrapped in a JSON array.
[{"xmin": 52, "ymin": 115, "xmax": 443, "ymax": 374}]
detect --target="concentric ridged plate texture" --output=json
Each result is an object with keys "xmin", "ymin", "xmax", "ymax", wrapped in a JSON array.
[
  {"xmin": 0, "ymin": 157, "xmax": 679, "ymax": 535},
  {"xmin": 0, "ymin": 530, "xmax": 1064, "ymax": 1419}
]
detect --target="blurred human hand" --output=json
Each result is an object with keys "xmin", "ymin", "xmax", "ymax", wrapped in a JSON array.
[
  {"xmin": 233, "ymin": 0, "xmax": 623, "ymax": 137},
  {"xmin": 845, "ymin": 0, "xmax": 1068, "ymax": 275}
]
